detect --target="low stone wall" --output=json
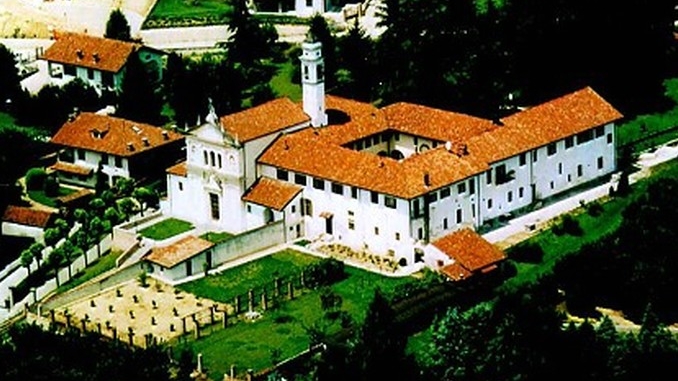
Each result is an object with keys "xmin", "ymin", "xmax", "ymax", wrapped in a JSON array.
[{"xmin": 212, "ymin": 221, "xmax": 285, "ymax": 265}]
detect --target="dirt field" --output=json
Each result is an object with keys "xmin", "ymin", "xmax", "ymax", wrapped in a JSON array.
[
  {"xmin": 0, "ymin": 0, "xmax": 157, "ymax": 38},
  {"xmin": 52, "ymin": 277, "xmax": 232, "ymax": 347}
]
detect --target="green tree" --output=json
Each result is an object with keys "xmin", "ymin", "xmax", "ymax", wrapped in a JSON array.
[
  {"xmin": 0, "ymin": 43, "xmax": 21, "ymax": 105},
  {"xmin": 105, "ymin": 9, "xmax": 132, "ymax": 42},
  {"xmin": 44, "ymin": 227, "xmax": 61, "ymax": 247},
  {"xmin": 336, "ymin": 24, "xmax": 375, "ymax": 101},
  {"xmin": 29, "ymin": 242, "xmax": 45, "ymax": 269},
  {"xmin": 20, "ymin": 249, "xmax": 34, "ymax": 275},
  {"xmin": 117, "ymin": 52, "xmax": 164, "ymax": 125}
]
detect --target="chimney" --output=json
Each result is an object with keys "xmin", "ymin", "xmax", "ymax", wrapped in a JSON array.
[
  {"xmin": 162, "ymin": 130, "xmax": 169, "ymax": 140},
  {"xmin": 142, "ymin": 137, "xmax": 150, "ymax": 147},
  {"xmin": 424, "ymin": 172, "xmax": 431, "ymax": 186}
]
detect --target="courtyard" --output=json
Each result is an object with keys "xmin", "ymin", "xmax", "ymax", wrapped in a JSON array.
[{"xmin": 52, "ymin": 276, "xmax": 230, "ymax": 347}]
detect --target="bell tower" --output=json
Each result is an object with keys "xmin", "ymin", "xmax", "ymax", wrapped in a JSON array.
[{"xmin": 300, "ymin": 35, "xmax": 327, "ymax": 127}]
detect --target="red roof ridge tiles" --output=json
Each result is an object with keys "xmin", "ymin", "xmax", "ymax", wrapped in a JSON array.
[
  {"xmin": 242, "ymin": 177, "xmax": 303, "ymax": 211},
  {"xmin": 51, "ymin": 112, "xmax": 184, "ymax": 157},
  {"xmin": 145, "ymin": 235, "xmax": 214, "ymax": 269},
  {"xmin": 433, "ymin": 228, "xmax": 506, "ymax": 278},
  {"xmin": 219, "ymin": 98, "xmax": 310, "ymax": 143},
  {"xmin": 2, "ymin": 205, "xmax": 56, "ymax": 228},
  {"xmin": 42, "ymin": 32, "xmax": 141, "ymax": 73}
]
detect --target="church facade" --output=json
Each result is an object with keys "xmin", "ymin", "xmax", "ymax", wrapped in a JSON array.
[{"xmin": 164, "ymin": 38, "xmax": 622, "ymax": 269}]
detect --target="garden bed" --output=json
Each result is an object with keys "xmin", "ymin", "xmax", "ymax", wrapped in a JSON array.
[{"xmin": 138, "ymin": 218, "xmax": 194, "ymax": 241}]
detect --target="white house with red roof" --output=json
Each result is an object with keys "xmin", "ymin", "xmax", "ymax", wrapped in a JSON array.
[
  {"xmin": 41, "ymin": 32, "xmax": 165, "ymax": 93},
  {"xmin": 50, "ymin": 112, "xmax": 184, "ymax": 188},
  {"xmin": 163, "ymin": 38, "xmax": 622, "ymax": 276}
]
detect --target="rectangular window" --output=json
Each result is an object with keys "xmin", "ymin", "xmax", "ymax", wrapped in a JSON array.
[
  {"xmin": 384, "ymin": 196, "xmax": 397, "ymax": 209},
  {"xmin": 348, "ymin": 210, "xmax": 354, "ymax": 216},
  {"xmin": 607, "ymin": 134, "xmax": 613, "ymax": 144},
  {"xmin": 87, "ymin": 68, "xmax": 94, "ymax": 80},
  {"xmin": 291, "ymin": 205, "xmax": 296, "ymax": 213},
  {"xmin": 414, "ymin": 137, "xmax": 419, "ymax": 146},
  {"xmin": 519, "ymin": 153, "xmax": 526, "ymax": 166},
  {"xmin": 276, "ymin": 169, "xmax": 289, "ymax": 181},
  {"xmin": 395, "ymin": 232, "xmax": 400, "ymax": 241},
  {"xmin": 394, "ymin": 132, "xmax": 400, "ymax": 141},
  {"xmin": 381, "ymin": 133, "xmax": 389, "ymax": 143},
  {"xmin": 372, "ymin": 136, "xmax": 380, "ymax": 146},
  {"xmin": 101, "ymin": 153, "xmax": 108, "ymax": 164},
  {"xmin": 508, "ymin": 191, "xmax": 513, "ymax": 203},
  {"xmin": 519, "ymin": 187, "xmax": 524, "ymax": 198},
  {"xmin": 577, "ymin": 164, "xmax": 583, "ymax": 177},
  {"xmin": 64, "ymin": 64, "xmax": 76, "ymax": 76},
  {"xmin": 209, "ymin": 193, "xmax": 220, "ymax": 220},
  {"xmin": 595, "ymin": 126, "xmax": 605, "ymax": 138},
  {"xmin": 547, "ymin": 143, "xmax": 557, "ymax": 156},
  {"xmin": 565, "ymin": 137, "xmax": 574, "ymax": 149},
  {"xmin": 469, "ymin": 179, "xmax": 475, "ymax": 195},
  {"xmin": 331, "ymin": 182, "xmax": 344, "ymax": 195},
  {"xmin": 301, "ymin": 198, "xmax": 313, "ymax": 216},
  {"xmin": 348, "ymin": 220, "xmax": 355, "ymax": 230},
  {"xmin": 532, "ymin": 150, "xmax": 538, "ymax": 162},
  {"xmin": 115, "ymin": 156, "xmax": 122, "ymax": 168},
  {"xmin": 77, "ymin": 149, "xmax": 85, "ymax": 160},
  {"xmin": 456, "ymin": 209, "xmax": 462, "ymax": 224},
  {"xmin": 440, "ymin": 187, "xmax": 451, "ymax": 199},
  {"xmin": 597, "ymin": 157, "xmax": 604, "ymax": 169},
  {"xmin": 558, "ymin": 163, "xmax": 563, "ymax": 175},
  {"xmin": 294, "ymin": 173, "xmax": 306, "ymax": 185},
  {"xmin": 313, "ymin": 178, "xmax": 325, "ymax": 190},
  {"xmin": 426, "ymin": 193, "xmax": 438, "ymax": 203},
  {"xmin": 371, "ymin": 191, "xmax": 379, "ymax": 204},
  {"xmin": 550, "ymin": 181, "xmax": 555, "ymax": 189},
  {"xmin": 487, "ymin": 199, "xmax": 493, "ymax": 209},
  {"xmin": 577, "ymin": 130, "xmax": 594, "ymax": 144},
  {"xmin": 486, "ymin": 169, "xmax": 492, "ymax": 184},
  {"xmin": 374, "ymin": 227, "xmax": 379, "ymax": 236},
  {"xmin": 355, "ymin": 141, "xmax": 363, "ymax": 150},
  {"xmin": 495, "ymin": 164, "xmax": 511, "ymax": 185},
  {"xmin": 364, "ymin": 138, "xmax": 372, "ymax": 148},
  {"xmin": 351, "ymin": 187, "xmax": 358, "ymax": 199},
  {"xmin": 457, "ymin": 182, "xmax": 466, "ymax": 194},
  {"xmin": 178, "ymin": 182, "xmax": 183, "ymax": 191},
  {"xmin": 306, "ymin": 0, "xmax": 312, "ymax": 6},
  {"xmin": 443, "ymin": 218, "xmax": 448, "ymax": 229},
  {"xmin": 412, "ymin": 199, "xmax": 422, "ymax": 217}
]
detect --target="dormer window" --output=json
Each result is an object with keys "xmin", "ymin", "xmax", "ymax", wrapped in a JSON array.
[
  {"xmin": 76, "ymin": 49, "xmax": 84, "ymax": 59},
  {"xmin": 93, "ymin": 53, "xmax": 100, "ymax": 63},
  {"xmin": 127, "ymin": 143, "xmax": 135, "ymax": 152}
]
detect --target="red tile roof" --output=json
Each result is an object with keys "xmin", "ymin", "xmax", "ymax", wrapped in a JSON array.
[
  {"xmin": 220, "ymin": 98, "xmax": 310, "ymax": 143},
  {"xmin": 382, "ymin": 102, "xmax": 497, "ymax": 143},
  {"xmin": 167, "ymin": 161, "xmax": 187, "ymax": 177},
  {"xmin": 258, "ymin": 88, "xmax": 621, "ymax": 199},
  {"xmin": 242, "ymin": 177, "xmax": 302, "ymax": 211},
  {"xmin": 440, "ymin": 262, "xmax": 473, "ymax": 282},
  {"xmin": 433, "ymin": 229, "xmax": 506, "ymax": 278},
  {"xmin": 50, "ymin": 161, "xmax": 93, "ymax": 176},
  {"xmin": 2, "ymin": 205, "xmax": 55, "ymax": 228},
  {"xmin": 42, "ymin": 32, "xmax": 139, "ymax": 73},
  {"xmin": 51, "ymin": 112, "xmax": 184, "ymax": 157},
  {"xmin": 487, "ymin": 86, "xmax": 623, "ymax": 163},
  {"xmin": 145, "ymin": 235, "xmax": 214, "ymax": 269}
]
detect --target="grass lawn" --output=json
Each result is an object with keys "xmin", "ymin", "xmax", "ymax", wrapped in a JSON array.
[
  {"xmin": 147, "ymin": 0, "xmax": 233, "ymax": 20},
  {"xmin": 199, "ymin": 231, "xmax": 235, "ymax": 244},
  {"xmin": 138, "ymin": 218, "xmax": 194, "ymax": 240},
  {"xmin": 178, "ymin": 249, "xmax": 320, "ymax": 301},
  {"xmin": 271, "ymin": 61, "xmax": 302, "ymax": 102},
  {"xmin": 175, "ymin": 251, "xmax": 415, "ymax": 378},
  {"xmin": 56, "ymin": 249, "xmax": 122, "ymax": 294},
  {"xmin": 27, "ymin": 187, "xmax": 76, "ymax": 208}
]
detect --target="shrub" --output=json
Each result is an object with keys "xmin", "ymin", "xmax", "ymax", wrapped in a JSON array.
[
  {"xmin": 561, "ymin": 214, "xmax": 584, "ymax": 236},
  {"xmin": 509, "ymin": 242, "xmax": 545, "ymax": 263},
  {"xmin": 25, "ymin": 168, "xmax": 47, "ymax": 190},
  {"xmin": 303, "ymin": 258, "xmax": 346, "ymax": 289},
  {"xmin": 43, "ymin": 175, "xmax": 59, "ymax": 197},
  {"xmin": 586, "ymin": 201, "xmax": 604, "ymax": 217}
]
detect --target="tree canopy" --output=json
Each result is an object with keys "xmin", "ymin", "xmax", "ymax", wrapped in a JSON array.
[
  {"xmin": 117, "ymin": 52, "xmax": 164, "ymax": 125},
  {"xmin": 0, "ymin": 43, "xmax": 21, "ymax": 104},
  {"xmin": 105, "ymin": 9, "xmax": 132, "ymax": 42}
]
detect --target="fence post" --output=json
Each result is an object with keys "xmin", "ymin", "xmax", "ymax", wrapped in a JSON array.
[
  {"xmin": 233, "ymin": 295, "xmax": 240, "ymax": 314},
  {"xmin": 222, "ymin": 310, "xmax": 228, "ymax": 329},
  {"xmin": 288, "ymin": 281, "xmax": 294, "ymax": 300},
  {"xmin": 261, "ymin": 291, "xmax": 267, "ymax": 311},
  {"xmin": 248, "ymin": 289, "xmax": 254, "ymax": 312}
]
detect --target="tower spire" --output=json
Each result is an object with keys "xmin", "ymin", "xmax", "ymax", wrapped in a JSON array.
[{"xmin": 300, "ymin": 35, "xmax": 327, "ymax": 127}]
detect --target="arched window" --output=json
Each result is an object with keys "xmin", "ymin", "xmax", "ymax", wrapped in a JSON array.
[
  {"xmin": 218, "ymin": 154, "xmax": 222, "ymax": 168},
  {"xmin": 303, "ymin": 65, "xmax": 309, "ymax": 80},
  {"xmin": 210, "ymin": 151, "xmax": 215, "ymax": 167},
  {"xmin": 203, "ymin": 150, "xmax": 208, "ymax": 165}
]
